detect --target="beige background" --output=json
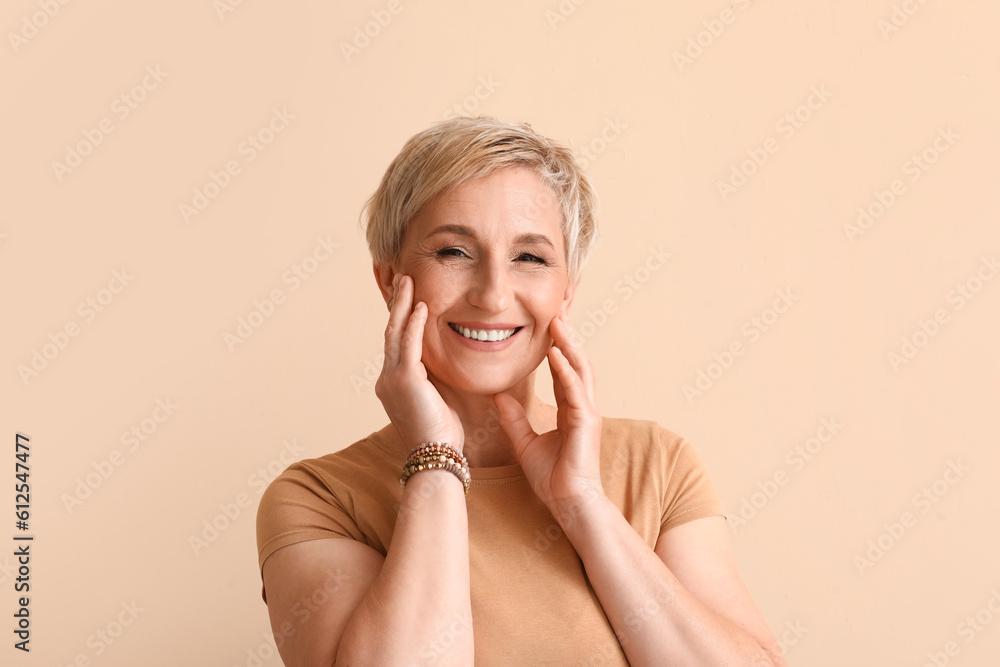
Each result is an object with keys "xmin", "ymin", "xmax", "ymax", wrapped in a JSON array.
[{"xmin": 3, "ymin": 1, "xmax": 999, "ymax": 665}]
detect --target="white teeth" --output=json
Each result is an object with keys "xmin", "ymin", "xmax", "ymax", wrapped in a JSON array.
[{"xmin": 450, "ymin": 324, "xmax": 517, "ymax": 342}]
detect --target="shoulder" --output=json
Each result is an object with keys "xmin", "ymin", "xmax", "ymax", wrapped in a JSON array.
[
  {"xmin": 261, "ymin": 425, "xmax": 399, "ymax": 502},
  {"xmin": 598, "ymin": 415, "xmax": 724, "ymax": 530},
  {"xmin": 599, "ymin": 416, "xmax": 717, "ymax": 488},
  {"xmin": 599, "ymin": 415, "xmax": 692, "ymax": 468},
  {"xmin": 256, "ymin": 425, "xmax": 402, "ymax": 563}
]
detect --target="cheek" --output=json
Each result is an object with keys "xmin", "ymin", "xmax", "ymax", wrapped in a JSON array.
[
  {"xmin": 536, "ymin": 286, "xmax": 567, "ymax": 318},
  {"xmin": 411, "ymin": 286, "xmax": 453, "ymax": 336},
  {"xmin": 410, "ymin": 269, "xmax": 466, "ymax": 312},
  {"xmin": 528, "ymin": 298, "xmax": 565, "ymax": 342},
  {"xmin": 407, "ymin": 272, "xmax": 441, "ymax": 309}
]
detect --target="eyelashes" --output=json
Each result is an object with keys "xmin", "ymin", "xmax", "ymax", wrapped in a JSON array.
[
  {"xmin": 433, "ymin": 247, "xmax": 550, "ymax": 266},
  {"xmin": 435, "ymin": 247, "xmax": 468, "ymax": 259},
  {"xmin": 515, "ymin": 253, "xmax": 548, "ymax": 265}
]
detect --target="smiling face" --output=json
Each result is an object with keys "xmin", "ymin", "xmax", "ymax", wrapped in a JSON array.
[{"xmin": 379, "ymin": 167, "xmax": 576, "ymax": 397}]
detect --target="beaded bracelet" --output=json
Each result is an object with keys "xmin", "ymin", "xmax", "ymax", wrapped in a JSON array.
[
  {"xmin": 400, "ymin": 441, "xmax": 471, "ymax": 495},
  {"xmin": 400, "ymin": 442, "xmax": 471, "ymax": 494}
]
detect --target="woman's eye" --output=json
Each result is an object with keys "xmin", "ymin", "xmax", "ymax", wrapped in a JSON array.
[
  {"xmin": 516, "ymin": 253, "xmax": 547, "ymax": 264},
  {"xmin": 436, "ymin": 247, "xmax": 469, "ymax": 258}
]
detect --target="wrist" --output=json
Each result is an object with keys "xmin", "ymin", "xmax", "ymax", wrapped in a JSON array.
[
  {"xmin": 399, "ymin": 467, "xmax": 468, "ymax": 506},
  {"xmin": 549, "ymin": 480, "xmax": 608, "ymax": 533},
  {"xmin": 401, "ymin": 442, "xmax": 471, "ymax": 495},
  {"xmin": 396, "ymin": 429, "xmax": 464, "ymax": 455}
]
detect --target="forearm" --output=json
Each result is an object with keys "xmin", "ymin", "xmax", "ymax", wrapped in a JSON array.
[
  {"xmin": 558, "ymin": 495, "xmax": 780, "ymax": 667},
  {"xmin": 337, "ymin": 470, "xmax": 473, "ymax": 666}
]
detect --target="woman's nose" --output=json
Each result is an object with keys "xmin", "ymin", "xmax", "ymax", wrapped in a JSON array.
[{"xmin": 467, "ymin": 259, "xmax": 511, "ymax": 313}]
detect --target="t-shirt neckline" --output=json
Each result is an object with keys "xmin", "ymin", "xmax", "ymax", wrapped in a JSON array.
[{"xmin": 366, "ymin": 423, "xmax": 527, "ymax": 482}]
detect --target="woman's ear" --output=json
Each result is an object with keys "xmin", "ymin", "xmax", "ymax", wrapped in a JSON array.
[
  {"xmin": 560, "ymin": 279, "xmax": 578, "ymax": 317},
  {"xmin": 373, "ymin": 264, "xmax": 397, "ymax": 304}
]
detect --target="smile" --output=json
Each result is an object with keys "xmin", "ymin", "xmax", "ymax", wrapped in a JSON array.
[{"xmin": 448, "ymin": 323, "xmax": 522, "ymax": 342}]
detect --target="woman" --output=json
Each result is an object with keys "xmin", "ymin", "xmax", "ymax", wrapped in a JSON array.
[{"xmin": 256, "ymin": 117, "xmax": 787, "ymax": 666}]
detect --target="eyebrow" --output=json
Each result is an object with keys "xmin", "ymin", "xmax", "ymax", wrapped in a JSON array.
[{"xmin": 426, "ymin": 224, "xmax": 555, "ymax": 249}]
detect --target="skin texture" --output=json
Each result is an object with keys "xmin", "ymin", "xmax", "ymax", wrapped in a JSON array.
[
  {"xmin": 262, "ymin": 167, "xmax": 787, "ymax": 666},
  {"xmin": 373, "ymin": 167, "xmax": 576, "ymax": 466}
]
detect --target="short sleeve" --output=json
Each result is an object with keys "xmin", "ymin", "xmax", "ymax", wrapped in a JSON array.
[
  {"xmin": 658, "ymin": 427, "xmax": 727, "ymax": 534},
  {"xmin": 255, "ymin": 460, "xmax": 364, "ymax": 576}
]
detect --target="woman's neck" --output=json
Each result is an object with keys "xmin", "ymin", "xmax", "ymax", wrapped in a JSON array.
[{"xmin": 429, "ymin": 372, "xmax": 555, "ymax": 468}]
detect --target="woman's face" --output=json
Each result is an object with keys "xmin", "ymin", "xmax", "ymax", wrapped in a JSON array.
[{"xmin": 385, "ymin": 167, "xmax": 576, "ymax": 396}]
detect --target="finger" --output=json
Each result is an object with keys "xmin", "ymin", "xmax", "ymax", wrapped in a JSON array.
[
  {"xmin": 549, "ymin": 316, "xmax": 597, "ymax": 406},
  {"xmin": 492, "ymin": 392, "xmax": 538, "ymax": 458},
  {"xmin": 549, "ymin": 315, "xmax": 585, "ymax": 372},
  {"xmin": 382, "ymin": 274, "xmax": 412, "ymax": 367},
  {"xmin": 399, "ymin": 301, "xmax": 427, "ymax": 367},
  {"xmin": 549, "ymin": 350, "xmax": 567, "ymax": 409},
  {"xmin": 548, "ymin": 346, "xmax": 590, "ymax": 411}
]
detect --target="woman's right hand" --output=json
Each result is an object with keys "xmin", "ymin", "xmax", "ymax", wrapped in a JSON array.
[{"xmin": 374, "ymin": 273, "xmax": 465, "ymax": 453}]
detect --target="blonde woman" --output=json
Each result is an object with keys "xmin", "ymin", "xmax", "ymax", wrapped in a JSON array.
[{"xmin": 256, "ymin": 117, "xmax": 786, "ymax": 666}]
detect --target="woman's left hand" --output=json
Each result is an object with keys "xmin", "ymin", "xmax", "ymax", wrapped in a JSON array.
[{"xmin": 493, "ymin": 313, "xmax": 605, "ymax": 526}]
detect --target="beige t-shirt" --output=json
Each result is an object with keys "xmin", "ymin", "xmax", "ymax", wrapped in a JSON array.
[{"xmin": 256, "ymin": 416, "xmax": 727, "ymax": 665}]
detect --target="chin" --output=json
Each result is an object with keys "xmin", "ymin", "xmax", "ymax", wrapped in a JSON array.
[{"xmin": 431, "ymin": 363, "xmax": 537, "ymax": 398}]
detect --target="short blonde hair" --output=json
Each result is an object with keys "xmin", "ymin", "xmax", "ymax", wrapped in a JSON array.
[{"xmin": 361, "ymin": 116, "xmax": 598, "ymax": 282}]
